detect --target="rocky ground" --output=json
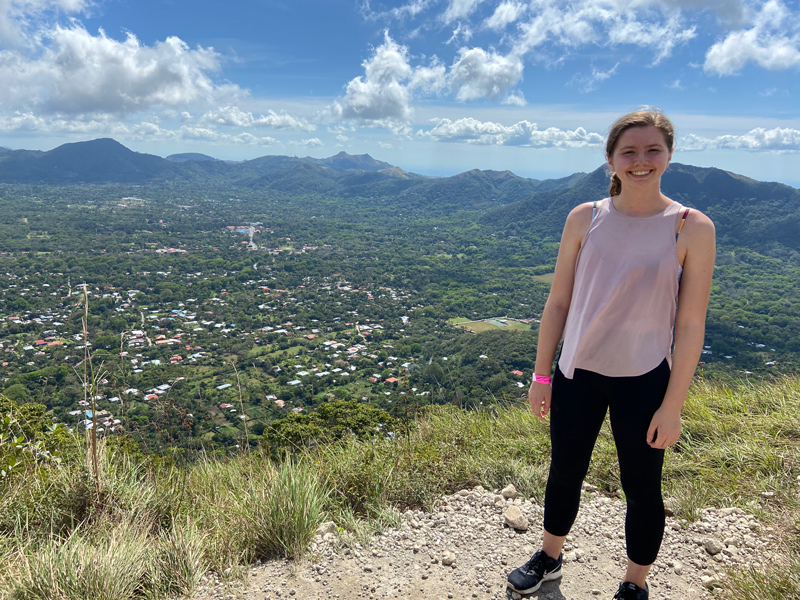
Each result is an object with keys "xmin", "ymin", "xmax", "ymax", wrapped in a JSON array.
[{"xmin": 191, "ymin": 484, "xmax": 779, "ymax": 600}]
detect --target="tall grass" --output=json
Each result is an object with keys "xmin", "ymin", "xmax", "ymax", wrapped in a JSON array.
[{"xmin": 0, "ymin": 376, "xmax": 798, "ymax": 599}]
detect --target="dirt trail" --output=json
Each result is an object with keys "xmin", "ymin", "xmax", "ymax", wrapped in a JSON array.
[{"xmin": 191, "ymin": 485, "xmax": 777, "ymax": 600}]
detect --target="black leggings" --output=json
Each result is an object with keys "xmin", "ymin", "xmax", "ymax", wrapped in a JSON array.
[{"xmin": 543, "ymin": 359, "xmax": 670, "ymax": 566}]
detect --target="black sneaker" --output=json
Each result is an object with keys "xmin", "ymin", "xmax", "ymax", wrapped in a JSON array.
[
  {"xmin": 507, "ymin": 550, "xmax": 563, "ymax": 594},
  {"xmin": 612, "ymin": 581, "xmax": 649, "ymax": 599}
]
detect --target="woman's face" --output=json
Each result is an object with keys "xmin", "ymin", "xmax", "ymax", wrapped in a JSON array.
[{"xmin": 607, "ymin": 125, "xmax": 673, "ymax": 190}]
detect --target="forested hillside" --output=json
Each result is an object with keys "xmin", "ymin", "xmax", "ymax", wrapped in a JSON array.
[{"xmin": 0, "ymin": 140, "xmax": 798, "ymax": 454}]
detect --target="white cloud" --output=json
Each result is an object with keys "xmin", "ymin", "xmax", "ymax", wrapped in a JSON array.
[
  {"xmin": 606, "ymin": 14, "xmax": 696, "ymax": 62},
  {"xmin": 0, "ymin": 0, "xmax": 89, "ymax": 46},
  {"xmin": 0, "ymin": 111, "xmax": 130, "ymax": 134},
  {"xmin": 202, "ymin": 106, "xmax": 316, "ymax": 131},
  {"xmin": 485, "ymin": 1, "xmax": 525, "ymax": 30},
  {"xmin": 291, "ymin": 138, "xmax": 324, "ymax": 147},
  {"xmin": 680, "ymin": 127, "xmax": 800, "ymax": 151},
  {"xmin": 360, "ymin": 0, "xmax": 432, "ymax": 21},
  {"xmin": 704, "ymin": 0, "xmax": 800, "ymax": 75},
  {"xmin": 448, "ymin": 47, "xmax": 523, "ymax": 101},
  {"xmin": 443, "ymin": 0, "xmax": 485, "ymax": 25},
  {"xmin": 503, "ymin": 91, "xmax": 526, "ymax": 106},
  {"xmin": 419, "ymin": 117, "xmax": 605, "ymax": 147},
  {"xmin": 409, "ymin": 61, "xmax": 447, "ymax": 93},
  {"xmin": 328, "ymin": 33, "xmax": 446, "ymax": 126},
  {"xmin": 509, "ymin": 1, "xmax": 696, "ymax": 64},
  {"xmin": 1, "ymin": 26, "xmax": 241, "ymax": 115},
  {"xmin": 446, "ymin": 21, "xmax": 473, "ymax": 44},
  {"xmin": 331, "ymin": 33, "xmax": 413, "ymax": 122},
  {"xmin": 569, "ymin": 62, "xmax": 619, "ymax": 92}
]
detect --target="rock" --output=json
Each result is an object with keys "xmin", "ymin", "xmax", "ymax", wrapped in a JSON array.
[
  {"xmin": 502, "ymin": 484, "xmax": 518, "ymax": 499},
  {"xmin": 565, "ymin": 548, "xmax": 585, "ymax": 562},
  {"xmin": 317, "ymin": 521, "xmax": 337, "ymax": 536},
  {"xmin": 703, "ymin": 539, "xmax": 725, "ymax": 555},
  {"xmin": 503, "ymin": 505, "xmax": 529, "ymax": 531},
  {"xmin": 442, "ymin": 551, "xmax": 457, "ymax": 566}
]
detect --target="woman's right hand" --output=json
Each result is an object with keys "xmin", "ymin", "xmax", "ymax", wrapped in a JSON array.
[{"xmin": 528, "ymin": 381, "xmax": 552, "ymax": 420}]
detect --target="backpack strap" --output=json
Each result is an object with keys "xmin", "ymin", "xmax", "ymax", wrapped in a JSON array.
[
  {"xmin": 592, "ymin": 200, "xmax": 598, "ymax": 221},
  {"xmin": 676, "ymin": 208, "xmax": 690, "ymax": 240}
]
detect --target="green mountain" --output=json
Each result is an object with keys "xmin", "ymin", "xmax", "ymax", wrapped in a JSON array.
[
  {"xmin": 0, "ymin": 138, "xmax": 182, "ymax": 183},
  {"xmin": 482, "ymin": 163, "xmax": 800, "ymax": 252},
  {"xmin": 0, "ymin": 139, "xmax": 562, "ymax": 204}
]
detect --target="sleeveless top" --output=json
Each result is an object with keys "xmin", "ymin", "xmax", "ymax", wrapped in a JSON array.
[{"xmin": 557, "ymin": 197, "xmax": 687, "ymax": 379}]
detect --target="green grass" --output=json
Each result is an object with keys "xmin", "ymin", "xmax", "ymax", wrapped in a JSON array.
[
  {"xmin": 451, "ymin": 317, "xmax": 532, "ymax": 333},
  {"xmin": 531, "ymin": 273, "xmax": 555, "ymax": 284},
  {"xmin": 0, "ymin": 376, "xmax": 798, "ymax": 599}
]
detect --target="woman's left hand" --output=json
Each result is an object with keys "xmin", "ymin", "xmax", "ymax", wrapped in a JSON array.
[{"xmin": 646, "ymin": 405, "xmax": 682, "ymax": 449}]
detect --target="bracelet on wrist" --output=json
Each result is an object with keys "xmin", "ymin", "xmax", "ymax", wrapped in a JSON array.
[{"xmin": 533, "ymin": 374, "xmax": 552, "ymax": 385}]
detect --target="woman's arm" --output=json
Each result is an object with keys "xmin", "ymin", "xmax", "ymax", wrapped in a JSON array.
[
  {"xmin": 529, "ymin": 202, "xmax": 593, "ymax": 420},
  {"xmin": 647, "ymin": 210, "xmax": 716, "ymax": 448}
]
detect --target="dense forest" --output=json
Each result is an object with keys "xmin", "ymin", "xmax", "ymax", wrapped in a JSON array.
[{"xmin": 1, "ymin": 142, "xmax": 798, "ymax": 456}]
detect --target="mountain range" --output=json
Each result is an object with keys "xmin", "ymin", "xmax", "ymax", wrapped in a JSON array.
[{"xmin": 1, "ymin": 138, "xmax": 798, "ymax": 252}]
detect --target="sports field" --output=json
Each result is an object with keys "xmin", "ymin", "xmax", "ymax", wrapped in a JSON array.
[{"xmin": 449, "ymin": 317, "xmax": 532, "ymax": 333}]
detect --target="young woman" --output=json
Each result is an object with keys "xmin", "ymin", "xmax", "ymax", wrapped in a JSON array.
[{"xmin": 507, "ymin": 109, "xmax": 716, "ymax": 600}]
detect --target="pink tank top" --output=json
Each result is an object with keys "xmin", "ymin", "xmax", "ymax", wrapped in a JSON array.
[{"xmin": 558, "ymin": 197, "xmax": 685, "ymax": 379}]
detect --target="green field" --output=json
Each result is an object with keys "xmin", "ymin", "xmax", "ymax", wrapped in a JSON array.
[
  {"xmin": 449, "ymin": 317, "xmax": 532, "ymax": 333},
  {"xmin": 531, "ymin": 273, "xmax": 555, "ymax": 284}
]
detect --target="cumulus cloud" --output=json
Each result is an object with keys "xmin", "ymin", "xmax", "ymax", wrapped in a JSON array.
[
  {"xmin": 448, "ymin": 47, "xmax": 523, "ymax": 101},
  {"xmin": 419, "ymin": 117, "xmax": 605, "ymax": 147},
  {"xmin": 1, "ymin": 26, "xmax": 241, "ymax": 115},
  {"xmin": 704, "ymin": 0, "xmax": 800, "ymax": 75},
  {"xmin": 327, "ymin": 34, "xmax": 525, "ymax": 128},
  {"xmin": 329, "ymin": 33, "xmax": 446, "ymax": 125},
  {"xmin": 201, "ymin": 106, "xmax": 316, "ymax": 131},
  {"xmin": 680, "ymin": 127, "xmax": 800, "ymax": 152},
  {"xmin": 331, "ymin": 34, "xmax": 414, "ymax": 122}
]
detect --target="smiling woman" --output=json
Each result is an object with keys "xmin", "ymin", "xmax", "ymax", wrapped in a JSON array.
[{"xmin": 507, "ymin": 108, "xmax": 716, "ymax": 600}]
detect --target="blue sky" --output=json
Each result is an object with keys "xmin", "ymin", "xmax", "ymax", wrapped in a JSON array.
[{"xmin": 1, "ymin": 0, "xmax": 799, "ymax": 185}]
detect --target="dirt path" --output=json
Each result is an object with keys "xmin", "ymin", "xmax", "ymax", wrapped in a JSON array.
[{"xmin": 191, "ymin": 485, "xmax": 777, "ymax": 600}]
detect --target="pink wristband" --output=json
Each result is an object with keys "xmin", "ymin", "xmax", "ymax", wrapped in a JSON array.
[{"xmin": 533, "ymin": 374, "xmax": 552, "ymax": 385}]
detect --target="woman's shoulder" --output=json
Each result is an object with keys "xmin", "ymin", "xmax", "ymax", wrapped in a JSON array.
[
  {"xmin": 567, "ymin": 199, "xmax": 604, "ymax": 221},
  {"xmin": 563, "ymin": 199, "xmax": 605, "ymax": 242},
  {"xmin": 677, "ymin": 206, "xmax": 715, "ymax": 259},
  {"xmin": 680, "ymin": 206, "xmax": 715, "ymax": 236}
]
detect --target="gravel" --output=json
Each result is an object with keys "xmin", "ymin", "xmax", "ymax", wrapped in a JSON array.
[{"xmin": 190, "ymin": 484, "xmax": 777, "ymax": 600}]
